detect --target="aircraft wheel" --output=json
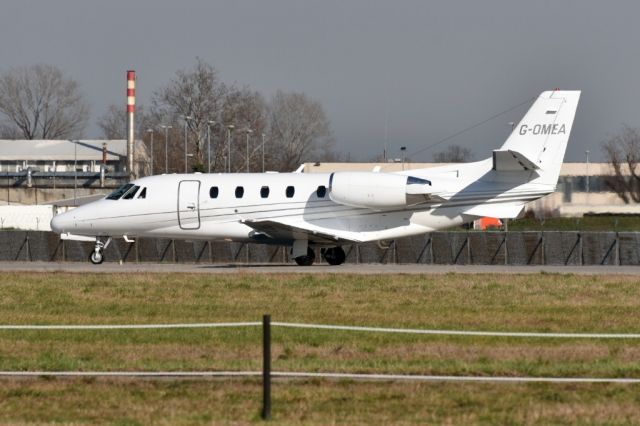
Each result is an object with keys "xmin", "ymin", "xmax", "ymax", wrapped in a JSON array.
[
  {"xmin": 294, "ymin": 247, "xmax": 315, "ymax": 266},
  {"xmin": 89, "ymin": 249, "xmax": 104, "ymax": 265},
  {"xmin": 323, "ymin": 246, "xmax": 346, "ymax": 265}
]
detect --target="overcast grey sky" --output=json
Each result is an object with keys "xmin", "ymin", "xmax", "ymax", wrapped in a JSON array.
[{"xmin": 1, "ymin": 0, "xmax": 638, "ymax": 162}]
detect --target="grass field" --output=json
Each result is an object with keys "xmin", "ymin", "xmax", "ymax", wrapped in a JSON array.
[{"xmin": 1, "ymin": 272, "xmax": 640, "ymax": 424}]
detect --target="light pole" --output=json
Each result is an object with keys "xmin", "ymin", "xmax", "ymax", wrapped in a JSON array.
[
  {"xmin": 400, "ymin": 146, "xmax": 407, "ymax": 170},
  {"xmin": 245, "ymin": 128, "xmax": 253, "ymax": 172},
  {"xmin": 227, "ymin": 125, "xmax": 235, "ymax": 172},
  {"xmin": 261, "ymin": 133, "xmax": 266, "ymax": 173},
  {"xmin": 73, "ymin": 139, "xmax": 77, "ymax": 205},
  {"xmin": 585, "ymin": 149, "xmax": 590, "ymax": 194},
  {"xmin": 160, "ymin": 125, "xmax": 172, "ymax": 173},
  {"xmin": 146, "ymin": 129, "xmax": 154, "ymax": 176},
  {"xmin": 182, "ymin": 116, "xmax": 192, "ymax": 173},
  {"xmin": 207, "ymin": 120, "xmax": 217, "ymax": 173}
]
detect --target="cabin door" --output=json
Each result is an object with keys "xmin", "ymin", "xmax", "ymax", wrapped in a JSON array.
[{"xmin": 178, "ymin": 180, "xmax": 201, "ymax": 230}]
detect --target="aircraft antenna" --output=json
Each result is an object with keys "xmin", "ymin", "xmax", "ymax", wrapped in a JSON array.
[{"xmin": 408, "ymin": 95, "xmax": 536, "ymax": 159}]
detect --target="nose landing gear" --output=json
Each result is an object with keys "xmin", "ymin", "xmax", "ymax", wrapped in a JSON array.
[{"xmin": 89, "ymin": 237, "xmax": 112, "ymax": 265}]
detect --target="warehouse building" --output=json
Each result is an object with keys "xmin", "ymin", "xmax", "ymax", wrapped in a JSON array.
[
  {"xmin": 0, "ymin": 139, "xmax": 149, "ymax": 205},
  {"xmin": 0, "ymin": 139, "xmax": 148, "ymax": 174}
]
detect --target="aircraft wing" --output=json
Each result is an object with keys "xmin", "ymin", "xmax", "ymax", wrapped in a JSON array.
[
  {"xmin": 463, "ymin": 203, "xmax": 524, "ymax": 219},
  {"xmin": 243, "ymin": 218, "xmax": 363, "ymax": 244}
]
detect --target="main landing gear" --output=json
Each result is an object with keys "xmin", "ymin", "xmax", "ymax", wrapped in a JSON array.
[
  {"xmin": 89, "ymin": 237, "xmax": 112, "ymax": 265},
  {"xmin": 322, "ymin": 247, "xmax": 346, "ymax": 266},
  {"xmin": 293, "ymin": 246, "xmax": 347, "ymax": 266},
  {"xmin": 294, "ymin": 247, "xmax": 316, "ymax": 266}
]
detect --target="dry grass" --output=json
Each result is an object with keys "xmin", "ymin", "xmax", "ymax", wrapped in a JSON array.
[
  {"xmin": 1, "ymin": 379, "xmax": 640, "ymax": 425},
  {"xmin": 0, "ymin": 271, "xmax": 639, "ymax": 424}
]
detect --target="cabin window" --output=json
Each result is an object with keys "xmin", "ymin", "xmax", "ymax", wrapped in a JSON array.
[
  {"xmin": 106, "ymin": 183, "xmax": 134, "ymax": 200},
  {"xmin": 235, "ymin": 186, "xmax": 244, "ymax": 198},
  {"xmin": 316, "ymin": 185, "xmax": 326, "ymax": 198},
  {"xmin": 137, "ymin": 187, "xmax": 147, "ymax": 199},
  {"xmin": 260, "ymin": 186, "xmax": 270, "ymax": 198},
  {"xmin": 210, "ymin": 186, "xmax": 219, "ymax": 198},
  {"xmin": 286, "ymin": 186, "xmax": 295, "ymax": 198},
  {"xmin": 122, "ymin": 185, "xmax": 140, "ymax": 200}
]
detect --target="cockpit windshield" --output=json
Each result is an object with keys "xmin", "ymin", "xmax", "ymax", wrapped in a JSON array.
[
  {"xmin": 106, "ymin": 183, "xmax": 134, "ymax": 200},
  {"xmin": 122, "ymin": 185, "xmax": 140, "ymax": 200}
]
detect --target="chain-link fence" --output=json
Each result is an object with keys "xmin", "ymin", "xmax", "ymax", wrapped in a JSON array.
[{"xmin": 0, "ymin": 231, "xmax": 636, "ymax": 265}]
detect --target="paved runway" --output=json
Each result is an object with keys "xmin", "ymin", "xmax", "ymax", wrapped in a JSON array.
[{"xmin": 1, "ymin": 261, "xmax": 640, "ymax": 275}]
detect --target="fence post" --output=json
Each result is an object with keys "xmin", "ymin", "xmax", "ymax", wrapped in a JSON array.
[
  {"xmin": 579, "ymin": 232, "xmax": 583, "ymax": 266},
  {"xmin": 466, "ymin": 232, "xmax": 471, "ymax": 265},
  {"xmin": 25, "ymin": 233, "xmax": 31, "ymax": 261},
  {"xmin": 429, "ymin": 234, "xmax": 434, "ymax": 264},
  {"xmin": 262, "ymin": 314, "xmax": 272, "ymax": 421},
  {"xmin": 504, "ymin": 232, "xmax": 508, "ymax": 265}
]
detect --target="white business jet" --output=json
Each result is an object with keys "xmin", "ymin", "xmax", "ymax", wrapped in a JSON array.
[{"xmin": 51, "ymin": 90, "xmax": 580, "ymax": 265}]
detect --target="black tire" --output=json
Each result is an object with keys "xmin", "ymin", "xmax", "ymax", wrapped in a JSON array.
[
  {"xmin": 294, "ymin": 247, "xmax": 315, "ymax": 266},
  {"xmin": 324, "ymin": 246, "xmax": 346, "ymax": 266},
  {"xmin": 89, "ymin": 250, "xmax": 104, "ymax": 265}
]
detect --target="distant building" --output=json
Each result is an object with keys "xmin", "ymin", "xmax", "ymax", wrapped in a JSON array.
[
  {"xmin": 0, "ymin": 139, "xmax": 149, "ymax": 175},
  {"xmin": 303, "ymin": 161, "xmax": 638, "ymax": 217}
]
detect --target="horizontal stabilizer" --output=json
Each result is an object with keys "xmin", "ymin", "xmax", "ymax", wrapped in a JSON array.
[
  {"xmin": 463, "ymin": 203, "xmax": 524, "ymax": 219},
  {"xmin": 492, "ymin": 149, "xmax": 540, "ymax": 171}
]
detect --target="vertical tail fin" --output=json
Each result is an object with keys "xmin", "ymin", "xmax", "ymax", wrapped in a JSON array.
[{"xmin": 493, "ymin": 90, "xmax": 581, "ymax": 183}]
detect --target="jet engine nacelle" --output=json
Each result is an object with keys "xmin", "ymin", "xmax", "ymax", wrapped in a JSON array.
[{"xmin": 329, "ymin": 172, "xmax": 433, "ymax": 209}]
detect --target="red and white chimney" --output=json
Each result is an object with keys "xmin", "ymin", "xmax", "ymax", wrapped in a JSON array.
[{"xmin": 126, "ymin": 70, "xmax": 136, "ymax": 180}]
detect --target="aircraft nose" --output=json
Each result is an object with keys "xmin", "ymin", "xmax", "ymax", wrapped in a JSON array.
[{"xmin": 50, "ymin": 211, "xmax": 72, "ymax": 233}]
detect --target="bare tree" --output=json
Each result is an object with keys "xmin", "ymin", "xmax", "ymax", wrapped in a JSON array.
[
  {"xmin": 222, "ymin": 87, "xmax": 267, "ymax": 172},
  {"xmin": 267, "ymin": 91, "xmax": 333, "ymax": 171},
  {"xmin": 97, "ymin": 104, "xmax": 154, "ymax": 139},
  {"xmin": 98, "ymin": 104, "xmax": 163, "ymax": 174},
  {"xmin": 0, "ymin": 64, "xmax": 89, "ymax": 139},
  {"xmin": 433, "ymin": 145, "xmax": 473, "ymax": 163},
  {"xmin": 151, "ymin": 58, "xmax": 227, "ymax": 171},
  {"xmin": 603, "ymin": 125, "xmax": 640, "ymax": 203}
]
